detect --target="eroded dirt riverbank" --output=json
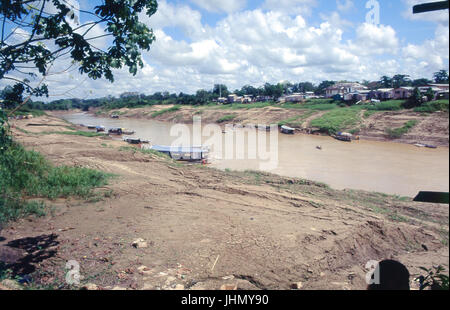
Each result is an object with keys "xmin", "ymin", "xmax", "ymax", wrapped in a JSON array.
[
  {"xmin": 90, "ymin": 105, "xmax": 449, "ymax": 147},
  {"xmin": 0, "ymin": 115, "xmax": 448, "ymax": 290}
]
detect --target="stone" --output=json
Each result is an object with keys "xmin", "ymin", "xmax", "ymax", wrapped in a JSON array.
[
  {"xmin": 142, "ymin": 283, "xmax": 154, "ymax": 290},
  {"xmin": 174, "ymin": 284, "xmax": 185, "ymax": 290},
  {"xmin": 137, "ymin": 265, "xmax": 153, "ymax": 276},
  {"xmin": 222, "ymin": 275, "xmax": 234, "ymax": 280},
  {"xmin": 0, "ymin": 279, "xmax": 22, "ymax": 290},
  {"xmin": 220, "ymin": 284, "xmax": 237, "ymax": 290},
  {"xmin": 132, "ymin": 238, "xmax": 148, "ymax": 248},
  {"xmin": 112, "ymin": 286, "xmax": 128, "ymax": 290},
  {"xmin": 82, "ymin": 283, "xmax": 99, "ymax": 290},
  {"xmin": 291, "ymin": 282, "xmax": 303, "ymax": 290},
  {"xmin": 189, "ymin": 282, "xmax": 206, "ymax": 290}
]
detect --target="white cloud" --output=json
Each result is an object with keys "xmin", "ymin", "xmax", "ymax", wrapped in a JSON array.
[
  {"xmin": 144, "ymin": 0, "xmax": 207, "ymax": 39},
  {"xmin": 402, "ymin": 24, "xmax": 449, "ymax": 75},
  {"xmin": 262, "ymin": 0, "xmax": 317, "ymax": 15},
  {"xmin": 349, "ymin": 23, "xmax": 399, "ymax": 55},
  {"xmin": 3, "ymin": 0, "xmax": 448, "ymax": 100},
  {"xmin": 320, "ymin": 11, "xmax": 353, "ymax": 29},
  {"xmin": 189, "ymin": 0, "xmax": 246, "ymax": 13},
  {"xmin": 336, "ymin": 0, "xmax": 354, "ymax": 12}
]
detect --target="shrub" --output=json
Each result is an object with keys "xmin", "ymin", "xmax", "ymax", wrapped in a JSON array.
[
  {"xmin": 217, "ymin": 115, "xmax": 237, "ymax": 123},
  {"xmin": 385, "ymin": 120, "xmax": 418, "ymax": 139},
  {"xmin": 0, "ymin": 143, "xmax": 111, "ymax": 224},
  {"xmin": 310, "ymin": 108, "xmax": 361, "ymax": 134}
]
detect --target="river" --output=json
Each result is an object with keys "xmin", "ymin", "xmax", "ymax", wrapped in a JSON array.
[{"xmin": 61, "ymin": 112, "xmax": 449, "ymax": 197}]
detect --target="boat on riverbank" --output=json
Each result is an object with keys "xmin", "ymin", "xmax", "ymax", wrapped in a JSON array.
[
  {"xmin": 123, "ymin": 137, "xmax": 150, "ymax": 144},
  {"xmin": 333, "ymin": 132, "xmax": 353, "ymax": 142},
  {"xmin": 143, "ymin": 145, "xmax": 210, "ymax": 163},
  {"xmin": 281, "ymin": 125, "xmax": 295, "ymax": 134}
]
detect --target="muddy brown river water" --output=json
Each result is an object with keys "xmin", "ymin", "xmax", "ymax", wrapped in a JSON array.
[{"xmin": 62, "ymin": 112, "xmax": 449, "ymax": 197}]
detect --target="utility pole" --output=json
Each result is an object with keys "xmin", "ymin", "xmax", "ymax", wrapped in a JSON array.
[
  {"xmin": 413, "ymin": 0, "xmax": 449, "ymax": 13},
  {"xmin": 411, "ymin": 0, "xmax": 449, "ymax": 204}
]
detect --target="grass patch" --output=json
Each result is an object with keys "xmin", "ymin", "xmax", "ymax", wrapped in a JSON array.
[
  {"xmin": 217, "ymin": 114, "xmax": 237, "ymax": 123},
  {"xmin": 385, "ymin": 120, "xmax": 418, "ymax": 139},
  {"xmin": 278, "ymin": 111, "xmax": 316, "ymax": 127},
  {"xmin": 0, "ymin": 143, "xmax": 112, "ymax": 224},
  {"xmin": 119, "ymin": 145, "xmax": 173, "ymax": 160},
  {"xmin": 310, "ymin": 108, "xmax": 361, "ymax": 134},
  {"xmin": 414, "ymin": 100, "xmax": 449, "ymax": 113},
  {"xmin": 40, "ymin": 130, "xmax": 105, "ymax": 137},
  {"xmin": 363, "ymin": 100, "xmax": 404, "ymax": 111},
  {"xmin": 5, "ymin": 109, "xmax": 47, "ymax": 117},
  {"xmin": 151, "ymin": 106, "xmax": 181, "ymax": 118},
  {"xmin": 364, "ymin": 110, "xmax": 379, "ymax": 118},
  {"xmin": 218, "ymin": 102, "xmax": 274, "ymax": 110}
]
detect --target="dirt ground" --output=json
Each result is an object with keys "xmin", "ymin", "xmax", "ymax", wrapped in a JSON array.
[
  {"xmin": 96, "ymin": 105, "xmax": 449, "ymax": 147},
  {"xmin": 0, "ymin": 115, "xmax": 448, "ymax": 290}
]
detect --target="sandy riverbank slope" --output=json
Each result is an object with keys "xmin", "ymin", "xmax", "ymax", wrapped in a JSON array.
[
  {"xmin": 92, "ymin": 105, "xmax": 449, "ymax": 147},
  {"xmin": 0, "ymin": 115, "xmax": 448, "ymax": 290}
]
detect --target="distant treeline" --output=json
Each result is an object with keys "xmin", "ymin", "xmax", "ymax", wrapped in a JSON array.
[{"xmin": 1, "ymin": 70, "xmax": 448, "ymax": 111}]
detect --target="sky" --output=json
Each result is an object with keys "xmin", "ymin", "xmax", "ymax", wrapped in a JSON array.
[{"xmin": 2, "ymin": 0, "xmax": 449, "ymax": 100}]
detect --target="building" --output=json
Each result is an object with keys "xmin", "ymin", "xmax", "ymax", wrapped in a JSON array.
[
  {"xmin": 393, "ymin": 87, "xmax": 415, "ymax": 99},
  {"xmin": 255, "ymin": 95, "xmax": 273, "ymax": 102},
  {"xmin": 284, "ymin": 93, "xmax": 304, "ymax": 103},
  {"xmin": 427, "ymin": 84, "xmax": 449, "ymax": 91},
  {"xmin": 371, "ymin": 88, "xmax": 394, "ymax": 100},
  {"xmin": 217, "ymin": 97, "xmax": 227, "ymax": 104},
  {"xmin": 325, "ymin": 83, "xmax": 368, "ymax": 98},
  {"xmin": 228, "ymin": 94, "xmax": 247, "ymax": 103},
  {"xmin": 343, "ymin": 90, "xmax": 371, "ymax": 102}
]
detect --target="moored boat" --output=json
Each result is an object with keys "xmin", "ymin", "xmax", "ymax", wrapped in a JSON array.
[
  {"xmin": 281, "ymin": 125, "xmax": 295, "ymax": 134},
  {"xmin": 333, "ymin": 132, "xmax": 352, "ymax": 142},
  {"xmin": 108, "ymin": 127, "xmax": 123, "ymax": 135},
  {"xmin": 96, "ymin": 126, "xmax": 105, "ymax": 132}
]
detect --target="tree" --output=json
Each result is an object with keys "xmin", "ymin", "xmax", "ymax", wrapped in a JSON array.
[
  {"xmin": 433, "ymin": 70, "xmax": 449, "ymax": 84},
  {"xmin": 404, "ymin": 87, "xmax": 423, "ymax": 109},
  {"xmin": 392, "ymin": 74, "xmax": 411, "ymax": 88},
  {"xmin": 379, "ymin": 76, "xmax": 393, "ymax": 88},
  {"xmin": 412, "ymin": 78, "xmax": 432, "ymax": 87},
  {"xmin": 1, "ymin": 0, "xmax": 158, "ymax": 110},
  {"xmin": 315, "ymin": 81, "xmax": 335, "ymax": 95},
  {"xmin": 212, "ymin": 84, "xmax": 229, "ymax": 98},
  {"xmin": 1, "ymin": 84, "xmax": 24, "ymax": 109}
]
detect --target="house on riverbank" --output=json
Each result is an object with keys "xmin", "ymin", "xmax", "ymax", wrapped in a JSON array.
[{"xmin": 325, "ymin": 83, "xmax": 368, "ymax": 98}]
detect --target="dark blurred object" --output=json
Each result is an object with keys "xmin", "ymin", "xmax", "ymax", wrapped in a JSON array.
[
  {"xmin": 368, "ymin": 260, "xmax": 411, "ymax": 290},
  {"xmin": 413, "ymin": 1, "xmax": 449, "ymax": 13},
  {"xmin": 414, "ymin": 191, "xmax": 449, "ymax": 204}
]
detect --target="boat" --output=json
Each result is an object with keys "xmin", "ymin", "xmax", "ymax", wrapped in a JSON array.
[
  {"xmin": 122, "ymin": 129, "xmax": 135, "ymax": 135},
  {"xmin": 123, "ymin": 137, "xmax": 149, "ymax": 145},
  {"xmin": 281, "ymin": 125, "xmax": 295, "ymax": 134},
  {"xmin": 424, "ymin": 144, "xmax": 438, "ymax": 149},
  {"xmin": 333, "ymin": 132, "xmax": 352, "ymax": 142},
  {"xmin": 108, "ymin": 127, "xmax": 123, "ymax": 135},
  {"xmin": 414, "ymin": 143, "xmax": 437, "ymax": 149},
  {"xmin": 111, "ymin": 115, "xmax": 119, "ymax": 119},
  {"xmin": 87, "ymin": 125, "xmax": 97, "ymax": 130},
  {"xmin": 316, "ymin": 146, "xmax": 322, "ymax": 150},
  {"xmin": 96, "ymin": 126, "xmax": 105, "ymax": 132},
  {"xmin": 144, "ymin": 145, "xmax": 210, "ymax": 163}
]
